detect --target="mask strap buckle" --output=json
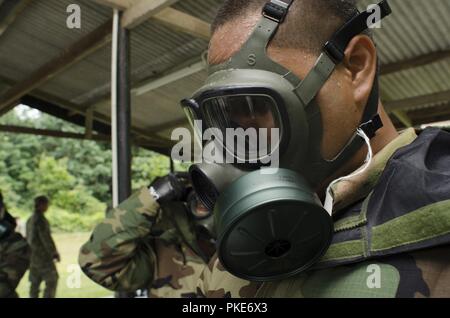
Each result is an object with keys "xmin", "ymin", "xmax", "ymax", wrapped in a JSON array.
[
  {"xmin": 262, "ymin": 0, "xmax": 294, "ymax": 23},
  {"xmin": 359, "ymin": 114, "xmax": 383, "ymax": 139}
]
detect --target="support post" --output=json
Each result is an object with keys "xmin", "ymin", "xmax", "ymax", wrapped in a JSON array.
[{"xmin": 111, "ymin": 9, "xmax": 131, "ymax": 208}]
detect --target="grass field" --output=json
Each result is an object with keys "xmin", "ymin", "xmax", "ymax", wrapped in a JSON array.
[{"xmin": 16, "ymin": 232, "xmax": 113, "ymax": 298}]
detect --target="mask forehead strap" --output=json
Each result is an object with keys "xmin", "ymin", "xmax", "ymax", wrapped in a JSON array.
[
  {"xmin": 214, "ymin": 0, "xmax": 295, "ymax": 74},
  {"xmin": 324, "ymin": 0, "xmax": 392, "ymax": 63},
  {"xmin": 295, "ymin": 53, "xmax": 336, "ymax": 106}
]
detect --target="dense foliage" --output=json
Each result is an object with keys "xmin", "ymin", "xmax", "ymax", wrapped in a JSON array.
[{"xmin": 0, "ymin": 106, "xmax": 184, "ymax": 232}]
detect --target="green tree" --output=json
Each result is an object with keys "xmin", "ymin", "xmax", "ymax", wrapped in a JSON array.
[
  {"xmin": 27, "ymin": 155, "xmax": 76, "ymax": 198},
  {"xmin": 0, "ymin": 105, "xmax": 184, "ymax": 232}
]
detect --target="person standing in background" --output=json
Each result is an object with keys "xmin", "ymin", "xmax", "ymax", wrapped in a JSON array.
[{"xmin": 26, "ymin": 196, "xmax": 60, "ymax": 298}]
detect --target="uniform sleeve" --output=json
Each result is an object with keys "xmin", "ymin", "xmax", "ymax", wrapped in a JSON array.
[
  {"xmin": 196, "ymin": 254, "xmax": 261, "ymax": 298},
  {"xmin": 36, "ymin": 218, "xmax": 58, "ymax": 258},
  {"xmin": 0, "ymin": 233, "xmax": 31, "ymax": 298},
  {"xmin": 79, "ymin": 187, "xmax": 160, "ymax": 293}
]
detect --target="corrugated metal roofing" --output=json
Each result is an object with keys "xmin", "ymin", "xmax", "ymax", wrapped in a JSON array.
[
  {"xmin": 359, "ymin": 0, "xmax": 450, "ymax": 111},
  {"xmin": 0, "ymin": 0, "xmax": 449, "ymax": 150}
]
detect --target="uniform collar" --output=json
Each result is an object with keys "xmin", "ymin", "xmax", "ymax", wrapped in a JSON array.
[{"xmin": 331, "ymin": 128, "xmax": 418, "ymax": 214}]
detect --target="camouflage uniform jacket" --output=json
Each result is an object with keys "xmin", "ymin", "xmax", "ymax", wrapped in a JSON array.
[
  {"xmin": 79, "ymin": 191, "xmax": 210, "ymax": 298},
  {"xmin": 26, "ymin": 213, "xmax": 58, "ymax": 268},
  {"xmin": 0, "ymin": 232, "xmax": 31, "ymax": 298},
  {"xmin": 197, "ymin": 128, "xmax": 450, "ymax": 298}
]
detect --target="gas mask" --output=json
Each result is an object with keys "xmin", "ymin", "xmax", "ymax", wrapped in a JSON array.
[
  {"xmin": 181, "ymin": 0, "xmax": 392, "ymax": 281},
  {"xmin": 187, "ymin": 190, "xmax": 216, "ymax": 241}
]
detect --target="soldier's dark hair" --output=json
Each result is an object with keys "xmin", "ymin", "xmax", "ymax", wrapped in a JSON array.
[
  {"xmin": 34, "ymin": 195, "xmax": 49, "ymax": 208},
  {"xmin": 212, "ymin": 0, "xmax": 373, "ymax": 54}
]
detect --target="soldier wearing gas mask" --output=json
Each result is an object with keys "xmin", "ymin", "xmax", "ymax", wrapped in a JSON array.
[
  {"xmin": 183, "ymin": 0, "xmax": 450, "ymax": 297},
  {"xmin": 79, "ymin": 173, "xmax": 215, "ymax": 298},
  {"xmin": 81, "ymin": 0, "xmax": 450, "ymax": 298},
  {"xmin": 0, "ymin": 192, "xmax": 31, "ymax": 298}
]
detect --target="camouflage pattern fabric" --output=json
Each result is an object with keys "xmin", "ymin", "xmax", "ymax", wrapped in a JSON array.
[
  {"xmin": 197, "ymin": 128, "xmax": 450, "ymax": 298},
  {"xmin": 79, "ymin": 187, "xmax": 208, "ymax": 297},
  {"xmin": 253, "ymin": 245, "xmax": 450, "ymax": 298},
  {"xmin": 26, "ymin": 212, "xmax": 59, "ymax": 298},
  {"xmin": 0, "ymin": 232, "xmax": 31, "ymax": 298},
  {"xmin": 80, "ymin": 128, "xmax": 450, "ymax": 298}
]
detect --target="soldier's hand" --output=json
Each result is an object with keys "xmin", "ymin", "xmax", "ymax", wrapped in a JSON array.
[
  {"xmin": 54, "ymin": 253, "xmax": 61, "ymax": 263},
  {"xmin": 149, "ymin": 173, "xmax": 189, "ymax": 204}
]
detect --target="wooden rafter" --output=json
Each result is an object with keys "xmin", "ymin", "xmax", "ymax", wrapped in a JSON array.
[
  {"xmin": 385, "ymin": 90, "xmax": 450, "ymax": 112},
  {"xmin": 20, "ymin": 93, "xmax": 173, "ymax": 148},
  {"xmin": 91, "ymin": 0, "xmax": 210, "ymax": 36},
  {"xmin": 381, "ymin": 49, "xmax": 450, "ymax": 75},
  {"xmin": 121, "ymin": 0, "xmax": 179, "ymax": 29},
  {"xmin": 0, "ymin": 0, "xmax": 32, "ymax": 37},
  {"xmin": 0, "ymin": 124, "xmax": 110, "ymax": 142},
  {"xmin": 0, "ymin": 19, "xmax": 113, "ymax": 116},
  {"xmin": 153, "ymin": 7, "xmax": 210, "ymax": 39},
  {"xmin": 91, "ymin": 0, "xmax": 134, "ymax": 10}
]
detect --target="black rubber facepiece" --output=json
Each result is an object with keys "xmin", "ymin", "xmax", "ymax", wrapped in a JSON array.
[{"xmin": 214, "ymin": 169, "xmax": 333, "ymax": 281}]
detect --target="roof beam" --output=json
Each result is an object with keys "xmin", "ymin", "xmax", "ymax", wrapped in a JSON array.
[
  {"xmin": 91, "ymin": 0, "xmax": 134, "ymax": 10},
  {"xmin": 0, "ymin": 0, "xmax": 32, "ymax": 37},
  {"xmin": 0, "ymin": 124, "xmax": 172, "ymax": 151},
  {"xmin": 152, "ymin": 7, "xmax": 211, "ymax": 39},
  {"xmin": 0, "ymin": 125, "xmax": 110, "ymax": 142},
  {"xmin": 20, "ymin": 94, "xmax": 173, "ymax": 149},
  {"xmin": 20, "ymin": 95, "xmax": 173, "ymax": 155},
  {"xmin": 91, "ymin": 0, "xmax": 210, "ymax": 37},
  {"xmin": 381, "ymin": 49, "xmax": 450, "ymax": 75},
  {"xmin": 0, "ymin": 19, "xmax": 113, "ymax": 116},
  {"xmin": 133, "ymin": 58, "xmax": 205, "ymax": 96},
  {"xmin": 391, "ymin": 110, "xmax": 413, "ymax": 128},
  {"xmin": 121, "ymin": 0, "xmax": 179, "ymax": 29},
  {"xmin": 408, "ymin": 102, "xmax": 450, "ymax": 126},
  {"xmin": 385, "ymin": 90, "xmax": 450, "ymax": 112},
  {"xmin": 78, "ymin": 55, "xmax": 206, "ymax": 113}
]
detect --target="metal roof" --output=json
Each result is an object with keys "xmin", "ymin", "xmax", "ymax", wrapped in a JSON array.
[{"xmin": 0, "ymin": 0, "xmax": 449, "ymax": 153}]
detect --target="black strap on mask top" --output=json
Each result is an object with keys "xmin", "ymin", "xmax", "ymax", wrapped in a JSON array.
[{"xmin": 263, "ymin": 0, "xmax": 392, "ymax": 139}]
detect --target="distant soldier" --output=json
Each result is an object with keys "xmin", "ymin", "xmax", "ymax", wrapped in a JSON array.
[
  {"xmin": 26, "ymin": 196, "xmax": 60, "ymax": 298},
  {"xmin": 0, "ymin": 192, "xmax": 30, "ymax": 298}
]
